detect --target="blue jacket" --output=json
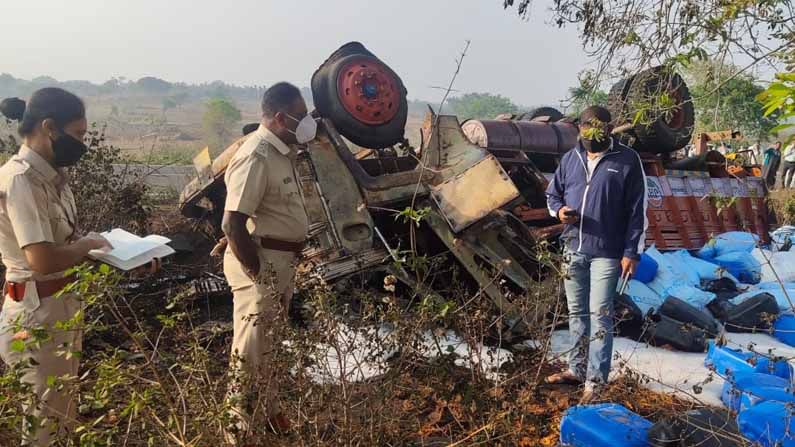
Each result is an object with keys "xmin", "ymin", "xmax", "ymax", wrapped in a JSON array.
[{"xmin": 546, "ymin": 139, "xmax": 648, "ymax": 260}]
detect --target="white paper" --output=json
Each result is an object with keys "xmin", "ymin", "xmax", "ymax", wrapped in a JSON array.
[
  {"xmin": 89, "ymin": 229, "xmax": 171, "ymax": 261},
  {"xmin": 104, "ymin": 244, "xmax": 175, "ymax": 271},
  {"xmin": 88, "ymin": 228, "xmax": 174, "ymax": 271}
]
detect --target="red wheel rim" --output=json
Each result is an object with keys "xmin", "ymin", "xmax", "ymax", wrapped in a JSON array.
[{"xmin": 336, "ymin": 57, "xmax": 400, "ymax": 125}]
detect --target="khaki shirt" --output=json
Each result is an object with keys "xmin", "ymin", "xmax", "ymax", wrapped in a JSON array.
[
  {"xmin": 0, "ymin": 146, "xmax": 77, "ymax": 282},
  {"xmin": 224, "ymin": 125, "xmax": 308, "ymax": 243}
]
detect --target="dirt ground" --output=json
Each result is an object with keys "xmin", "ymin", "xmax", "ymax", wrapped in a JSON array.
[{"xmin": 0, "ymin": 204, "xmax": 716, "ymax": 446}]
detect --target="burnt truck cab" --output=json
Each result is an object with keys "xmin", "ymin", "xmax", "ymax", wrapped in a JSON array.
[
  {"xmin": 179, "ymin": 43, "xmax": 555, "ymax": 329},
  {"xmin": 179, "ymin": 43, "xmax": 769, "ymax": 333}
]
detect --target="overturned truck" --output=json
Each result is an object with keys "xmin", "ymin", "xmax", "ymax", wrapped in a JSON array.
[{"xmin": 179, "ymin": 42, "xmax": 770, "ymax": 333}]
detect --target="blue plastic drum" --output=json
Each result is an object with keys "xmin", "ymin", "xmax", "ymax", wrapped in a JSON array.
[
  {"xmin": 704, "ymin": 341, "xmax": 793, "ymax": 381},
  {"xmin": 560, "ymin": 403, "xmax": 652, "ymax": 447},
  {"xmin": 774, "ymin": 314, "xmax": 795, "ymax": 347},
  {"xmin": 721, "ymin": 372, "xmax": 795, "ymax": 412},
  {"xmin": 633, "ymin": 253, "xmax": 658, "ymax": 284},
  {"xmin": 737, "ymin": 401, "xmax": 795, "ymax": 447}
]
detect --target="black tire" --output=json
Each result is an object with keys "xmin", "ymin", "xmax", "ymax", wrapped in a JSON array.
[
  {"xmin": 659, "ymin": 296, "xmax": 721, "ymax": 337},
  {"xmin": 614, "ymin": 293, "xmax": 645, "ymax": 339},
  {"xmin": 607, "ymin": 76, "xmax": 638, "ymax": 148},
  {"xmin": 724, "ymin": 293, "xmax": 780, "ymax": 333},
  {"xmin": 522, "ymin": 106, "xmax": 564, "ymax": 123},
  {"xmin": 644, "ymin": 314, "xmax": 708, "ymax": 352},
  {"xmin": 648, "ymin": 408, "xmax": 742, "ymax": 447},
  {"xmin": 311, "ymin": 42, "xmax": 408, "ymax": 149},
  {"xmin": 624, "ymin": 67, "xmax": 695, "ymax": 153},
  {"xmin": 241, "ymin": 122, "xmax": 259, "ymax": 136},
  {"xmin": 606, "ymin": 76, "xmax": 634, "ymax": 125}
]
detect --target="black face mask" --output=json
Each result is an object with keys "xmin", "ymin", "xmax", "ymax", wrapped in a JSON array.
[
  {"xmin": 581, "ymin": 136, "xmax": 612, "ymax": 154},
  {"xmin": 50, "ymin": 133, "xmax": 88, "ymax": 167}
]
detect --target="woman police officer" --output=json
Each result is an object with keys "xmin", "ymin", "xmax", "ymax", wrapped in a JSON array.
[{"xmin": 0, "ymin": 87, "xmax": 115, "ymax": 445}]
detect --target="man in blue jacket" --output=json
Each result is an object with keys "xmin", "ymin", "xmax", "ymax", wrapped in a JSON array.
[{"xmin": 544, "ymin": 106, "xmax": 648, "ymax": 402}]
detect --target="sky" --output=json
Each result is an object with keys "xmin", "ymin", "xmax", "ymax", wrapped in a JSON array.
[{"xmin": 0, "ymin": 0, "xmax": 590, "ymax": 107}]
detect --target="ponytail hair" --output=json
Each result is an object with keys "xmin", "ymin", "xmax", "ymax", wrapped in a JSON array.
[{"xmin": 0, "ymin": 87, "xmax": 85, "ymax": 136}]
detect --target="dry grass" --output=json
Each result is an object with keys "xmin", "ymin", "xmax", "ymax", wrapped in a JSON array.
[{"xmin": 767, "ymin": 187, "xmax": 795, "ymax": 226}]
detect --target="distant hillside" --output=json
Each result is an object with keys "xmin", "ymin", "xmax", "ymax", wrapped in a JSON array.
[
  {"xmin": 1, "ymin": 74, "xmax": 445, "ymax": 163},
  {"xmin": 0, "ymin": 73, "xmax": 309, "ymax": 106}
]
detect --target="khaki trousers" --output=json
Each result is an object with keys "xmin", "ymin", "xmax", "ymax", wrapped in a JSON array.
[
  {"xmin": 0, "ymin": 290, "xmax": 82, "ymax": 446},
  {"xmin": 223, "ymin": 246, "xmax": 295, "ymax": 429}
]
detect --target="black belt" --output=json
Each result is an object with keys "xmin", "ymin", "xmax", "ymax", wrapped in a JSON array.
[{"xmin": 259, "ymin": 237, "xmax": 304, "ymax": 253}]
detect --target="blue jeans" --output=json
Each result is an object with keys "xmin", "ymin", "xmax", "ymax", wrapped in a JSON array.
[{"xmin": 564, "ymin": 250, "xmax": 621, "ymax": 384}]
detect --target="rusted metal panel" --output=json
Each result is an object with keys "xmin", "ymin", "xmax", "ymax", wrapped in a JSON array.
[
  {"xmin": 430, "ymin": 155, "xmax": 519, "ymax": 233},
  {"xmin": 424, "ymin": 210, "xmax": 519, "ymax": 319},
  {"xmin": 512, "ymin": 205, "xmax": 554, "ymax": 222},
  {"xmin": 419, "ymin": 112, "xmax": 490, "ymax": 180},
  {"xmin": 306, "ymin": 132, "xmax": 375, "ymax": 254},
  {"xmin": 310, "ymin": 247, "xmax": 390, "ymax": 281}
]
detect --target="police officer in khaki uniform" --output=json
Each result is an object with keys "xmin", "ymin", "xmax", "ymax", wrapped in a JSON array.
[
  {"xmin": 221, "ymin": 82, "xmax": 312, "ymax": 441},
  {"xmin": 0, "ymin": 89, "xmax": 112, "ymax": 445}
]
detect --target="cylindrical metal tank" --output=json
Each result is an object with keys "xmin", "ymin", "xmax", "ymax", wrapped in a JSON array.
[{"xmin": 461, "ymin": 119, "xmax": 579, "ymax": 155}]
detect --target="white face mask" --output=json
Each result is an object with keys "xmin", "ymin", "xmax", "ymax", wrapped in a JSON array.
[{"xmin": 286, "ymin": 113, "xmax": 317, "ymax": 144}]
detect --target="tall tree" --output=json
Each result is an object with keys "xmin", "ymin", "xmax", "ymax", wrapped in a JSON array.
[
  {"xmin": 759, "ymin": 71, "xmax": 795, "ymax": 141},
  {"xmin": 161, "ymin": 97, "xmax": 177, "ymax": 120},
  {"xmin": 202, "ymin": 97, "xmax": 241, "ymax": 150},
  {"xmin": 136, "ymin": 76, "xmax": 172, "ymax": 94},
  {"xmin": 448, "ymin": 92, "xmax": 520, "ymax": 120},
  {"xmin": 503, "ymin": 0, "xmax": 793, "ymax": 142},
  {"xmin": 566, "ymin": 70, "xmax": 608, "ymax": 116},
  {"xmin": 502, "ymin": 0, "xmax": 794, "ymax": 76},
  {"xmin": 686, "ymin": 61, "xmax": 779, "ymax": 141}
]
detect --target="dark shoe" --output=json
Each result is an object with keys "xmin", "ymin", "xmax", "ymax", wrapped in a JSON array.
[
  {"xmin": 545, "ymin": 370, "xmax": 583, "ymax": 385},
  {"xmin": 267, "ymin": 413, "xmax": 291, "ymax": 435}
]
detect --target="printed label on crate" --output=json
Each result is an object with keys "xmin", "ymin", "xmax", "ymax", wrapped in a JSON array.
[
  {"xmin": 730, "ymin": 178, "xmax": 749, "ymax": 197},
  {"xmin": 710, "ymin": 178, "xmax": 732, "ymax": 197},
  {"xmin": 646, "ymin": 177, "xmax": 666, "ymax": 208},
  {"xmin": 667, "ymin": 176, "xmax": 690, "ymax": 197},
  {"xmin": 687, "ymin": 177, "xmax": 711, "ymax": 197},
  {"xmin": 746, "ymin": 177, "xmax": 765, "ymax": 198}
]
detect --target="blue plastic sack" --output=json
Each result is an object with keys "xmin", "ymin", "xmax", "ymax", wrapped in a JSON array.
[
  {"xmin": 666, "ymin": 285, "xmax": 716, "ymax": 311},
  {"xmin": 737, "ymin": 401, "xmax": 795, "ymax": 447},
  {"xmin": 756, "ymin": 249, "xmax": 795, "ymax": 283},
  {"xmin": 633, "ymin": 253, "xmax": 658, "ymax": 284},
  {"xmin": 721, "ymin": 372, "xmax": 795, "ymax": 412},
  {"xmin": 757, "ymin": 282, "xmax": 795, "ymax": 290},
  {"xmin": 645, "ymin": 246, "xmax": 689, "ymax": 298},
  {"xmin": 669, "ymin": 249, "xmax": 738, "ymax": 283},
  {"xmin": 698, "ymin": 231, "xmax": 759, "ymax": 259},
  {"xmin": 712, "ymin": 251, "xmax": 762, "ymax": 284},
  {"xmin": 560, "ymin": 403, "xmax": 652, "ymax": 447},
  {"xmin": 666, "ymin": 251, "xmax": 701, "ymax": 285},
  {"xmin": 622, "ymin": 279, "xmax": 664, "ymax": 315}
]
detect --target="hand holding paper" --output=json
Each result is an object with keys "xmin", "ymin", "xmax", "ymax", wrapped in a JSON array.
[
  {"xmin": 81, "ymin": 232, "xmax": 113, "ymax": 252},
  {"xmin": 88, "ymin": 229, "xmax": 175, "ymax": 271}
]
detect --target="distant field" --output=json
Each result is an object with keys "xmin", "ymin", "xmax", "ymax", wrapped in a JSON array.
[{"xmin": 84, "ymin": 95, "xmax": 427, "ymax": 166}]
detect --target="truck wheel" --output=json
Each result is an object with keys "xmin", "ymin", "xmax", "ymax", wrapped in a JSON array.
[
  {"xmin": 311, "ymin": 42, "xmax": 408, "ymax": 149},
  {"xmin": 606, "ymin": 76, "xmax": 634, "ymax": 124},
  {"xmin": 624, "ymin": 67, "xmax": 694, "ymax": 153},
  {"xmin": 522, "ymin": 106, "xmax": 564, "ymax": 122}
]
